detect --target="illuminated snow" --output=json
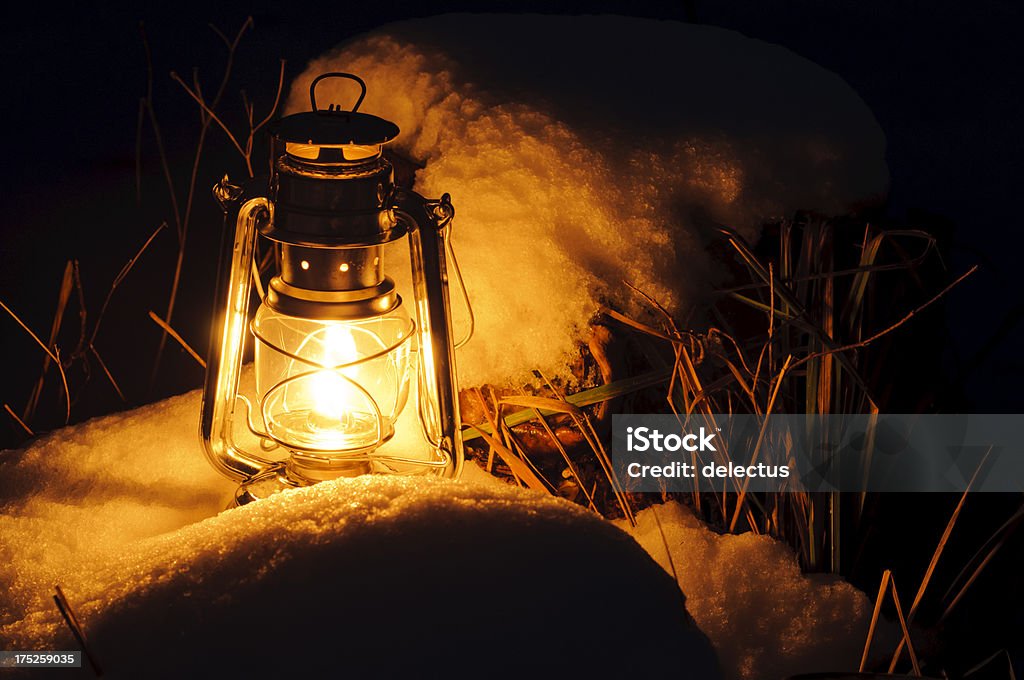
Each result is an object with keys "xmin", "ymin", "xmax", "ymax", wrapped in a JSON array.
[
  {"xmin": 621, "ymin": 501, "xmax": 876, "ymax": 680},
  {"xmin": 1, "ymin": 389, "xmax": 719, "ymax": 679},
  {"xmin": 1, "ymin": 386, "xmax": 876, "ymax": 679},
  {"xmin": 287, "ymin": 14, "xmax": 888, "ymax": 386}
]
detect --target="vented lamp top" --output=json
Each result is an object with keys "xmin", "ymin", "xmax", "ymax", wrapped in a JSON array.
[{"xmin": 270, "ymin": 72, "xmax": 400, "ymax": 163}]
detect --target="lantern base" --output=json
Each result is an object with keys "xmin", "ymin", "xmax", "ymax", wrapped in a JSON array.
[{"xmin": 232, "ymin": 457, "xmax": 372, "ymax": 507}]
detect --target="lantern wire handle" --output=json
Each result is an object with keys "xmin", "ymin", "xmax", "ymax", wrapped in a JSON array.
[
  {"xmin": 201, "ymin": 194, "xmax": 279, "ymax": 482},
  {"xmin": 440, "ymin": 209, "xmax": 475, "ymax": 350},
  {"xmin": 393, "ymin": 190, "xmax": 465, "ymax": 478},
  {"xmin": 309, "ymin": 72, "xmax": 367, "ymax": 113},
  {"xmin": 234, "ymin": 394, "xmax": 276, "ymax": 447}
]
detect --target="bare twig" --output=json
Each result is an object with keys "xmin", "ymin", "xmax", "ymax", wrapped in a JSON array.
[
  {"xmin": 149, "ymin": 17, "xmax": 252, "ymax": 387},
  {"xmin": 888, "ymin": 446, "xmax": 991, "ymax": 673},
  {"xmin": 53, "ymin": 585, "xmax": 102, "ymax": 677},
  {"xmin": 147, "ymin": 311, "xmax": 206, "ymax": 369},
  {"xmin": 23, "ymin": 261, "xmax": 75, "ymax": 421},
  {"xmin": 1, "ymin": 296, "xmax": 71, "ymax": 424},
  {"xmin": 4, "ymin": 403, "xmax": 34, "ymax": 436},
  {"xmin": 729, "ymin": 354, "xmax": 791, "ymax": 532},
  {"xmin": 90, "ymin": 347, "xmax": 126, "ymax": 402},
  {"xmin": 91, "ymin": 222, "xmax": 166, "ymax": 344},
  {"xmin": 860, "ymin": 569, "xmax": 891, "ymax": 672},
  {"xmin": 887, "ymin": 574, "xmax": 922, "ymax": 676},
  {"xmin": 788, "ymin": 266, "xmax": 977, "ymax": 375}
]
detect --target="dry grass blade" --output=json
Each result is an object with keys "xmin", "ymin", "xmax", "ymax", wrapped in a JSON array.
[
  {"xmin": 23, "ymin": 261, "xmax": 75, "ymax": 422},
  {"xmin": 252, "ymin": 59, "xmax": 287, "ymax": 135},
  {"xmin": 729, "ymin": 355, "xmax": 792, "ymax": 532},
  {"xmin": 537, "ymin": 371, "xmax": 636, "ymax": 526},
  {"xmin": 499, "ymin": 395, "xmax": 584, "ymax": 418},
  {"xmin": 715, "ymin": 230, "xmax": 936, "ymax": 297},
  {"xmin": 501, "ymin": 426, "xmax": 557, "ymax": 494},
  {"xmin": 4, "ymin": 403, "xmax": 34, "ymax": 436},
  {"xmin": 527, "ymin": 405, "xmax": 599, "ymax": 513},
  {"xmin": 941, "ymin": 533, "xmax": 1009, "ymax": 623},
  {"xmin": 650, "ymin": 504, "xmax": 680, "ymax": 585},
  {"xmin": 600, "ymin": 306, "xmax": 686, "ymax": 344},
  {"xmin": 464, "ymin": 367, "xmax": 672, "ymax": 441},
  {"xmin": 888, "ymin": 446, "xmax": 992, "ymax": 673},
  {"xmin": 719, "ymin": 225, "xmax": 880, "ymax": 408},
  {"xmin": 149, "ymin": 18, "xmax": 253, "ymax": 387},
  {"xmin": 53, "ymin": 585, "xmax": 102, "ymax": 677},
  {"xmin": 1, "ymin": 296, "xmax": 71, "ymax": 424},
  {"xmin": 171, "ymin": 71, "xmax": 247, "ymax": 158},
  {"xmin": 790, "ymin": 265, "xmax": 978, "ymax": 374},
  {"xmin": 463, "ymin": 424, "xmax": 548, "ymax": 491},
  {"xmin": 147, "ymin": 311, "xmax": 206, "ymax": 369},
  {"xmin": 92, "ymin": 222, "xmax": 166, "ymax": 343},
  {"xmin": 471, "ymin": 388, "xmax": 498, "ymax": 473},
  {"xmin": 963, "ymin": 649, "xmax": 1017, "ymax": 679},
  {"xmin": 90, "ymin": 347, "xmax": 126, "ymax": 402},
  {"xmin": 887, "ymin": 574, "xmax": 922, "ymax": 677},
  {"xmin": 860, "ymin": 569, "xmax": 891, "ymax": 672},
  {"xmin": 940, "ymin": 504, "xmax": 1024, "ymax": 621}
]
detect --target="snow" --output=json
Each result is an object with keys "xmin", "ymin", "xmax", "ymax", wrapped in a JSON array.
[
  {"xmin": 621, "ymin": 502, "xmax": 875, "ymax": 680},
  {"xmin": 287, "ymin": 14, "xmax": 888, "ymax": 386},
  {"xmin": 1, "ymin": 389, "xmax": 719, "ymax": 679},
  {"xmin": 1, "ymin": 385, "xmax": 880, "ymax": 679}
]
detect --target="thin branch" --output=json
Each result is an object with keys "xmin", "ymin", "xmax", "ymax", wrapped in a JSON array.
[
  {"xmin": 1, "ymin": 297, "xmax": 71, "ymax": 424},
  {"xmin": 151, "ymin": 17, "xmax": 250, "ymax": 386},
  {"xmin": 91, "ymin": 222, "xmax": 166, "ymax": 345},
  {"xmin": 4, "ymin": 404, "xmax": 34, "ymax": 436},
  {"xmin": 729, "ymin": 354, "xmax": 792, "ymax": 532},
  {"xmin": 148, "ymin": 311, "xmax": 206, "ymax": 369},
  {"xmin": 788, "ymin": 266, "xmax": 977, "ymax": 374},
  {"xmin": 860, "ymin": 569, "xmax": 891, "ymax": 672},
  {"xmin": 139, "ymin": 23, "xmax": 182, "ymax": 242},
  {"xmin": 23, "ymin": 261, "xmax": 74, "ymax": 421},
  {"xmin": 53, "ymin": 585, "xmax": 102, "ymax": 677},
  {"xmin": 253, "ymin": 60, "xmax": 288, "ymax": 133},
  {"xmin": 90, "ymin": 347, "xmax": 126, "ymax": 402},
  {"xmin": 887, "ymin": 574, "xmax": 922, "ymax": 676}
]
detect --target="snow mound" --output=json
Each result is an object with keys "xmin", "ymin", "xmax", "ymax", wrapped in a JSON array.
[
  {"xmin": 2, "ymin": 386, "xmax": 880, "ymax": 679},
  {"xmin": 6, "ymin": 477, "xmax": 720, "ymax": 679},
  {"xmin": 1, "ymin": 391, "xmax": 719, "ymax": 679},
  {"xmin": 621, "ymin": 501, "xmax": 873, "ymax": 680},
  {"xmin": 288, "ymin": 14, "xmax": 888, "ymax": 385}
]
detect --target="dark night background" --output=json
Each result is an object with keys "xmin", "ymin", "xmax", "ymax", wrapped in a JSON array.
[
  {"xmin": 2, "ymin": 0, "xmax": 1022, "ymax": 420},
  {"xmin": 1, "ymin": 1, "xmax": 1022, "ymax": 676}
]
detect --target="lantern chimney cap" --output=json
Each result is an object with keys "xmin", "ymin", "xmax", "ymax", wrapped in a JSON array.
[{"xmin": 270, "ymin": 72, "xmax": 400, "ymax": 147}]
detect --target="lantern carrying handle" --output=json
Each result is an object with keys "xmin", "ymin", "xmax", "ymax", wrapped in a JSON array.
[
  {"xmin": 394, "ymin": 190, "xmax": 465, "ymax": 479},
  {"xmin": 201, "ymin": 177, "xmax": 278, "ymax": 483},
  {"xmin": 309, "ymin": 72, "xmax": 367, "ymax": 113}
]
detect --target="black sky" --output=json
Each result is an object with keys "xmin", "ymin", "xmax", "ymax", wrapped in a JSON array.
[{"xmin": 2, "ymin": 0, "xmax": 1023, "ymax": 414}]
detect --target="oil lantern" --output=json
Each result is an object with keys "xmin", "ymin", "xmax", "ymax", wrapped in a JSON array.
[{"xmin": 200, "ymin": 73, "xmax": 468, "ymax": 504}]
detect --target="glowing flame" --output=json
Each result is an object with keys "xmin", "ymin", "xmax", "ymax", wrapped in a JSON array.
[{"xmin": 308, "ymin": 324, "xmax": 364, "ymax": 433}]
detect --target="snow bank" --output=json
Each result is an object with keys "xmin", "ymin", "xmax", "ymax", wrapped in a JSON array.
[
  {"xmin": 2, "ymin": 385, "xmax": 883, "ymax": 679},
  {"xmin": 1, "ymin": 389, "xmax": 719, "ymax": 678},
  {"xmin": 621, "ymin": 502, "xmax": 874, "ymax": 680},
  {"xmin": 288, "ymin": 14, "xmax": 888, "ymax": 386}
]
